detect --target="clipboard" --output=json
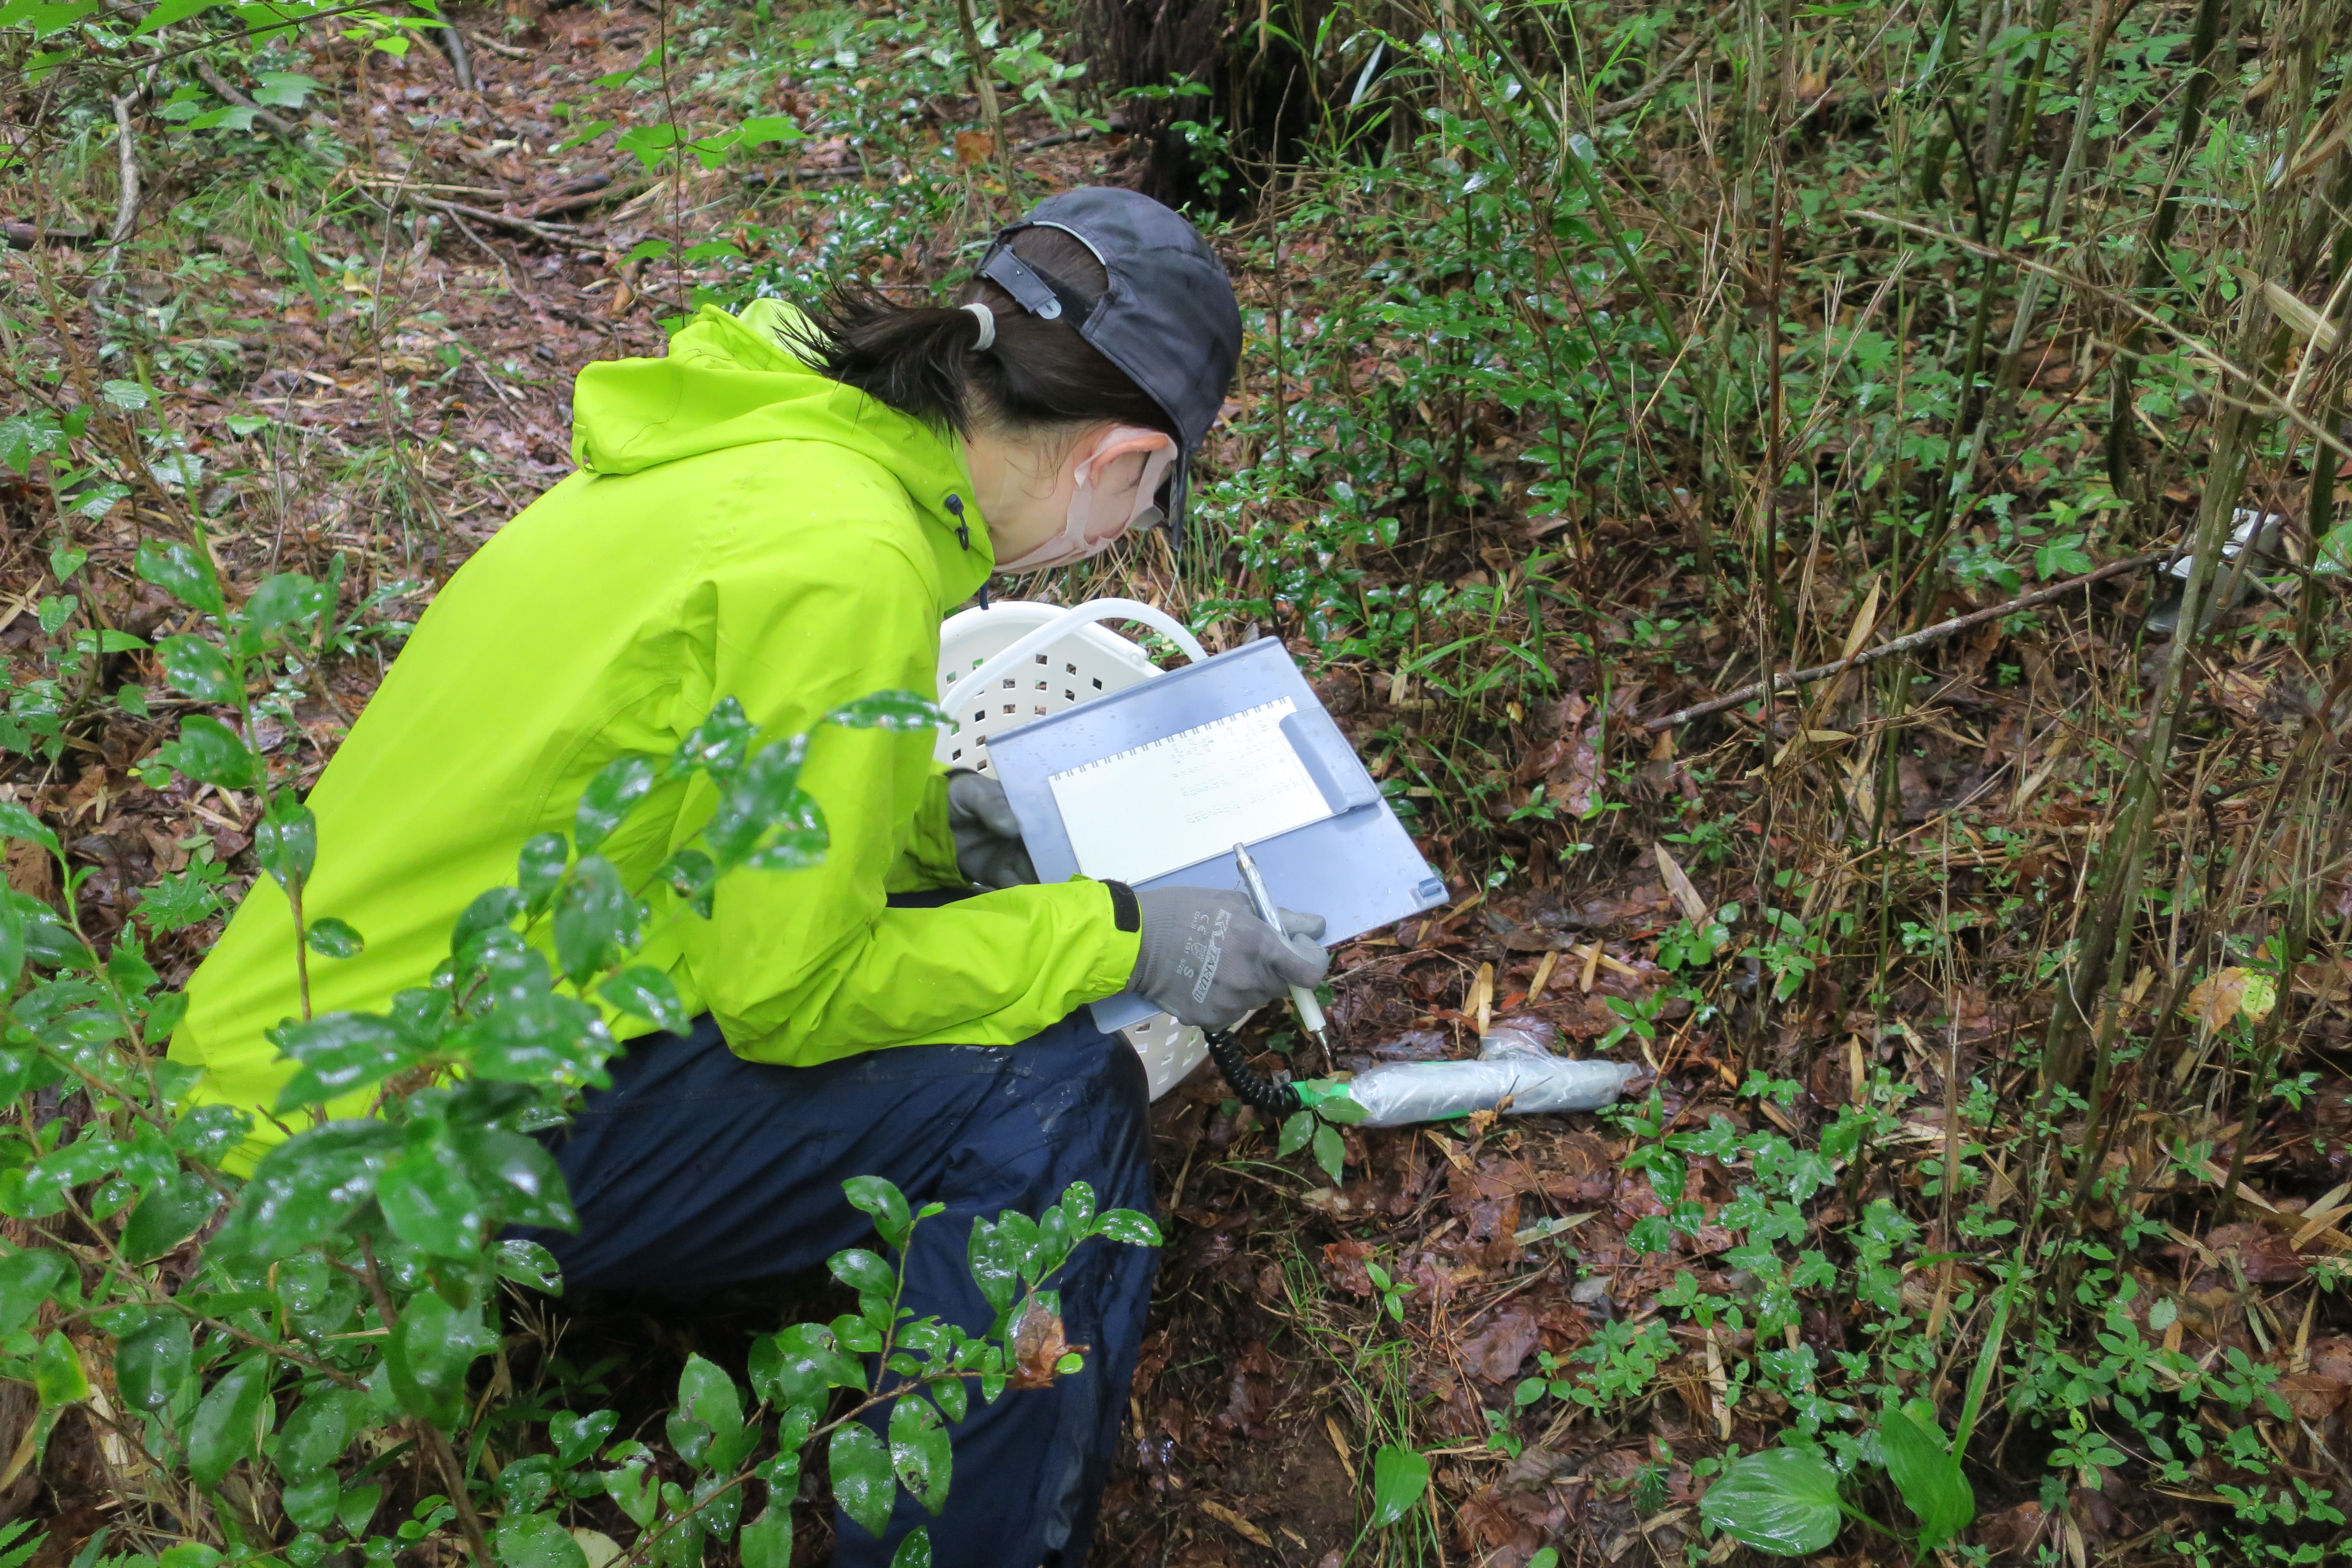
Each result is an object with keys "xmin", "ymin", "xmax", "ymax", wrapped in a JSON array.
[{"xmin": 984, "ymin": 637, "xmax": 1450, "ymax": 1033}]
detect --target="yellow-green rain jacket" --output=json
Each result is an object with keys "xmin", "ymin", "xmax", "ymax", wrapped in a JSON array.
[{"xmin": 169, "ymin": 300, "xmax": 1142, "ymax": 1155}]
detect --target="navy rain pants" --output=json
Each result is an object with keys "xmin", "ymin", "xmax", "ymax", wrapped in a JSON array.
[{"xmin": 519, "ymin": 899, "xmax": 1158, "ymax": 1568}]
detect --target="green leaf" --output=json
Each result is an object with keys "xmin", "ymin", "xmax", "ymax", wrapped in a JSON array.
[
  {"xmin": 450, "ymin": 1126, "xmax": 576, "ymax": 1231},
  {"xmin": 829, "ymin": 1422, "xmax": 894, "ymax": 1538},
  {"xmin": 305, "ymin": 917, "xmax": 364, "ymax": 958},
  {"xmin": 386, "ymin": 1290, "xmax": 493, "ymax": 1424},
  {"xmin": 672, "ymin": 698, "xmax": 755, "ymax": 778},
  {"xmin": 188, "ymin": 1357, "xmax": 271, "ymax": 1488},
  {"xmin": 136, "ymin": 858, "xmax": 229, "ymax": 935},
  {"xmin": 575, "ymin": 753, "xmax": 658, "ymax": 852},
  {"xmin": 552, "ymin": 856, "xmax": 642, "ymax": 985},
  {"xmin": 251, "ymin": 70, "xmax": 318, "ymax": 107},
  {"xmin": 157, "ymin": 714, "xmax": 253, "ymax": 790},
  {"xmin": 738, "ymin": 1507, "xmax": 792, "ymax": 1568},
  {"xmin": 734, "ymin": 115, "xmax": 805, "ymax": 147},
  {"xmin": 888, "ymin": 1529, "xmax": 930, "ymax": 1568},
  {"xmin": 270, "ymin": 1014, "xmax": 420, "ymax": 1112},
  {"xmin": 676, "ymin": 1354, "xmax": 744, "ymax": 1442},
  {"xmin": 454, "ymin": 885, "xmax": 528, "ymax": 950},
  {"xmin": 243, "ymin": 572, "xmax": 331, "ymax": 634},
  {"xmin": 0, "ymin": 1248, "xmax": 70, "ymax": 1338},
  {"xmin": 135, "ymin": 539, "xmax": 224, "ymax": 615},
  {"xmin": 843, "ymin": 1176, "xmax": 912, "ymax": 1250},
  {"xmin": 281, "ymin": 1472, "xmax": 341, "ymax": 1534},
  {"xmin": 889, "ymin": 1398, "xmax": 951, "ymax": 1516},
  {"xmin": 829, "ymin": 1247, "xmax": 895, "ymax": 1299},
  {"xmin": 602, "ymin": 1460, "xmax": 658, "ymax": 1528},
  {"xmin": 120, "ymin": 1171, "xmax": 221, "ymax": 1261},
  {"xmin": 1369, "ymin": 1444, "xmax": 1428, "ymax": 1528},
  {"xmin": 154, "ymin": 635, "xmax": 237, "ymax": 702},
  {"xmin": 549, "ymin": 1409, "xmax": 617, "ymax": 1467},
  {"xmin": 1698, "ymin": 1446, "xmax": 1844, "ymax": 1557},
  {"xmin": 132, "ymin": 0, "xmax": 226, "ymax": 34},
  {"xmin": 274, "ymin": 1388, "xmax": 364, "ymax": 1481},
  {"xmin": 702, "ymin": 735, "xmax": 809, "ymax": 866},
  {"xmin": 0, "ymin": 802, "xmax": 59, "ymax": 855},
  {"xmin": 1315, "ymin": 1091, "xmax": 1369, "ymax": 1125},
  {"xmin": 0, "ymin": 411, "xmax": 64, "ymax": 476},
  {"xmin": 1276, "ymin": 1110, "xmax": 1314, "ymax": 1158},
  {"xmin": 254, "ymin": 799, "xmax": 317, "ymax": 888},
  {"xmin": 495, "ymin": 1513, "xmax": 587, "ymax": 1568},
  {"xmin": 101, "ymin": 377, "xmax": 151, "ymax": 408},
  {"xmin": 33, "ymin": 1329, "xmax": 88, "ymax": 1407},
  {"xmin": 338, "ymin": 1480, "xmax": 383, "ymax": 1537},
  {"xmin": 377, "ymin": 1140, "xmax": 486, "ymax": 1257},
  {"xmin": 113, "ymin": 1311, "xmax": 192, "ymax": 1412},
  {"xmin": 1878, "ymin": 1407, "xmax": 1973, "ymax": 1550},
  {"xmin": 218, "ymin": 1121, "xmax": 398, "ymax": 1256},
  {"xmin": 517, "ymin": 833, "xmax": 567, "ymax": 909},
  {"xmin": 747, "ymin": 1323, "xmax": 864, "ymax": 1407},
  {"xmin": 598, "ymin": 966, "xmax": 687, "ymax": 1034},
  {"xmin": 824, "ymin": 691, "xmax": 946, "ymax": 732},
  {"xmin": 965, "ymin": 1214, "xmax": 1025, "ymax": 1315},
  {"xmin": 615, "ymin": 122, "xmax": 679, "ymax": 168},
  {"xmin": 493, "ymin": 1237, "xmax": 564, "ymax": 1293},
  {"xmin": 1312, "ymin": 1121, "xmax": 1346, "ymax": 1185},
  {"xmin": 1093, "ymin": 1208, "xmax": 1161, "ymax": 1246}
]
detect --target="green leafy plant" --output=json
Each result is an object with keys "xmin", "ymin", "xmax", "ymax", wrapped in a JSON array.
[{"xmin": 0, "ymin": 524, "xmax": 1161, "ymax": 1568}]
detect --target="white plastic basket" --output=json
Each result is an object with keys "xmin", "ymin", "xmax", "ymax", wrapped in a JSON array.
[{"xmin": 935, "ymin": 599, "xmax": 1213, "ymax": 1100}]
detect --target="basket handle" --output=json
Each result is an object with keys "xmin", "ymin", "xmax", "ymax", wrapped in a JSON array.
[{"xmin": 940, "ymin": 597, "xmax": 1209, "ymax": 723}]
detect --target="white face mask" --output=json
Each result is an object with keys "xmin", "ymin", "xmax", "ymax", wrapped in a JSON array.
[{"xmin": 995, "ymin": 426, "xmax": 1179, "ymax": 573}]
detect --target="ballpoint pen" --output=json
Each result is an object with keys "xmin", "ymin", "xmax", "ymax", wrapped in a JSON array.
[{"xmin": 1232, "ymin": 840, "xmax": 1329, "ymax": 1055}]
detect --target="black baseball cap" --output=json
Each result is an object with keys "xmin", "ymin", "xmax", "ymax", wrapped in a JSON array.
[{"xmin": 976, "ymin": 187, "xmax": 1241, "ymax": 536}]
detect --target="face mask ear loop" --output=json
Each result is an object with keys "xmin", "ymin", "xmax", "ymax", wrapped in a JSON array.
[{"xmin": 962, "ymin": 301, "xmax": 996, "ymax": 351}]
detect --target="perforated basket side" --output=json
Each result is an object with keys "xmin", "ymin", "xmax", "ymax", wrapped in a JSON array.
[
  {"xmin": 931, "ymin": 600, "xmax": 1213, "ymax": 1099},
  {"xmin": 934, "ymin": 604, "xmax": 1162, "ymax": 774}
]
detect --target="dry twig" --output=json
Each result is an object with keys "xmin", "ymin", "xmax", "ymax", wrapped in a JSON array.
[{"xmin": 1643, "ymin": 551, "xmax": 2168, "ymax": 730}]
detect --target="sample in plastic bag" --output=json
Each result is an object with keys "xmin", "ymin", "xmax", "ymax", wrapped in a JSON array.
[{"xmin": 1343, "ymin": 1018, "xmax": 1639, "ymax": 1128}]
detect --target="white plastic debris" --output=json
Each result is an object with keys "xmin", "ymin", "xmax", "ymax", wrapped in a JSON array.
[
  {"xmin": 2165, "ymin": 508, "xmax": 2285, "ymax": 581},
  {"xmin": 2145, "ymin": 509, "xmax": 2287, "ymax": 634},
  {"xmin": 1342, "ymin": 1018, "xmax": 1639, "ymax": 1128}
]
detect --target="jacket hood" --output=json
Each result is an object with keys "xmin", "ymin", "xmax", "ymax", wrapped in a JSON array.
[{"xmin": 570, "ymin": 300, "xmax": 988, "ymax": 570}]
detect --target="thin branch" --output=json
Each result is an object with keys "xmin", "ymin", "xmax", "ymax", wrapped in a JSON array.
[
  {"xmin": 1642, "ymin": 551, "xmax": 2169, "ymax": 730},
  {"xmin": 87, "ymin": 88, "xmax": 143, "ymax": 306},
  {"xmin": 394, "ymin": 192, "xmax": 581, "ymax": 244}
]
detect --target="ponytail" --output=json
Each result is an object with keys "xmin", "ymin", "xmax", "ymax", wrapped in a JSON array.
[{"xmin": 787, "ymin": 228, "xmax": 1176, "ymax": 441}]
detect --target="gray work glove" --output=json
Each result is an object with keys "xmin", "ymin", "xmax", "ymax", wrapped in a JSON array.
[
  {"xmin": 945, "ymin": 770, "xmax": 1036, "ymax": 890},
  {"xmin": 1130, "ymin": 886, "xmax": 1329, "ymax": 1031}
]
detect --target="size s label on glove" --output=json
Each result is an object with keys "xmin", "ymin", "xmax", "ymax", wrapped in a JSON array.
[{"xmin": 1179, "ymin": 906, "xmax": 1231, "ymax": 1008}]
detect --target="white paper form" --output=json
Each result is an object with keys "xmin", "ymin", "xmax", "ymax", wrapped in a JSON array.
[{"xmin": 1047, "ymin": 697, "xmax": 1335, "ymax": 885}]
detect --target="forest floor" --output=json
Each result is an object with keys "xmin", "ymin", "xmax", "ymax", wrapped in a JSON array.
[{"xmin": 7, "ymin": 0, "xmax": 2352, "ymax": 1565}]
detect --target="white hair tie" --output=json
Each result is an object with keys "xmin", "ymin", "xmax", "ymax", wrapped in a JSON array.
[{"xmin": 962, "ymin": 300, "xmax": 996, "ymax": 351}]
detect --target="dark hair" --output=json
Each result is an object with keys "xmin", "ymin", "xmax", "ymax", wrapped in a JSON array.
[{"xmin": 789, "ymin": 227, "xmax": 1176, "ymax": 441}]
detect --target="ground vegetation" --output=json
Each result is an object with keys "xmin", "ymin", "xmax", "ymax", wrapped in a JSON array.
[{"xmin": 3, "ymin": 0, "xmax": 2351, "ymax": 1562}]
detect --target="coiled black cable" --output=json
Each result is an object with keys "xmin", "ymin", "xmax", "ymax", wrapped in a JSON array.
[{"xmin": 1206, "ymin": 1028, "xmax": 1302, "ymax": 1116}]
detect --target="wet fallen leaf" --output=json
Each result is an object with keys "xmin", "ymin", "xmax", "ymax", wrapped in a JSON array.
[
  {"xmin": 1458, "ymin": 1305, "xmax": 1540, "ymax": 1382},
  {"xmin": 1008, "ymin": 1298, "xmax": 1086, "ymax": 1390},
  {"xmin": 2184, "ymin": 966, "xmax": 2273, "ymax": 1030}
]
